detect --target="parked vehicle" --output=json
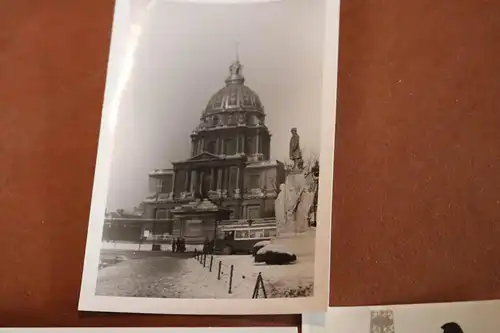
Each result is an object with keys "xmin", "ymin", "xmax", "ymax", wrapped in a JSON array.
[{"xmin": 213, "ymin": 223, "xmax": 277, "ymax": 255}]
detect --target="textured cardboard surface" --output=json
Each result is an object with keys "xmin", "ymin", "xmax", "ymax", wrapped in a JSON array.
[
  {"xmin": 1, "ymin": 0, "xmax": 500, "ymax": 328},
  {"xmin": 0, "ymin": 0, "xmax": 297, "ymax": 327},
  {"xmin": 330, "ymin": 0, "xmax": 500, "ymax": 305}
]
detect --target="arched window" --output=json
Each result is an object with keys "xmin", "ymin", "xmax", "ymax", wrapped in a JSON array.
[{"xmin": 228, "ymin": 92, "xmax": 238, "ymax": 106}]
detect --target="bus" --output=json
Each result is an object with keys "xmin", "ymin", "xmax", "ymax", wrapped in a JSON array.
[{"xmin": 213, "ymin": 220, "xmax": 277, "ymax": 255}]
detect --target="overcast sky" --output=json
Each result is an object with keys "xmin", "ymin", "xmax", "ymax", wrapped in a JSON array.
[{"xmin": 105, "ymin": 0, "xmax": 326, "ymax": 211}]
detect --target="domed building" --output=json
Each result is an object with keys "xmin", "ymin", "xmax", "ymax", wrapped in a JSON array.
[{"xmin": 133, "ymin": 59, "xmax": 286, "ymax": 244}]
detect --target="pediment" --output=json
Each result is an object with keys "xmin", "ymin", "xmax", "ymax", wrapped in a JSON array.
[{"xmin": 188, "ymin": 152, "xmax": 222, "ymax": 161}]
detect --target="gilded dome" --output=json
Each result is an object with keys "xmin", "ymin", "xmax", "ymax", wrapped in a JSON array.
[{"xmin": 203, "ymin": 60, "xmax": 264, "ymax": 116}]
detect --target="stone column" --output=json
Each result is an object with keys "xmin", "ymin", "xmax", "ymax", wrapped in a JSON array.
[
  {"xmin": 217, "ymin": 168, "xmax": 223, "ymax": 190},
  {"xmin": 223, "ymin": 167, "xmax": 229, "ymax": 190},
  {"xmin": 199, "ymin": 170, "xmax": 204, "ymax": 194},
  {"xmin": 220, "ymin": 138, "xmax": 225, "ymax": 155},
  {"xmin": 184, "ymin": 169, "xmax": 190, "ymax": 192},
  {"xmin": 210, "ymin": 168, "xmax": 215, "ymax": 190},
  {"xmin": 236, "ymin": 167, "xmax": 241, "ymax": 190},
  {"xmin": 190, "ymin": 170, "xmax": 197, "ymax": 193},
  {"xmin": 171, "ymin": 171, "xmax": 176, "ymax": 197},
  {"xmin": 255, "ymin": 134, "xmax": 260, "ymax": 154}
]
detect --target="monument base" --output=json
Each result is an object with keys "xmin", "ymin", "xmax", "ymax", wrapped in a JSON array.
[{"xmin": 275, "ymin": 171, "xmax": 314, "ymax": 237}]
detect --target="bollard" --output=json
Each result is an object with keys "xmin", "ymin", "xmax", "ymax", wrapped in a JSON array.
[
  {"xmin": 203, "ymin": 254, "xmax": 206, "ymax": 267},
  {"xmin": 209, "ymin": 255, "xmax": 214, "ymax": 272},
  {"xmin": 217, "ymin": 261, "xmax": 222, "ymax": 280},
  {"xmin": 228, "ymin": 264, "xmax": 234, "ymax": 294}
]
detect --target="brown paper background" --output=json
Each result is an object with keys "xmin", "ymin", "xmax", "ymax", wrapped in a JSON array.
[{"xmin": 1, "ymin": 0, "xmax": 499, "ymax": 328}]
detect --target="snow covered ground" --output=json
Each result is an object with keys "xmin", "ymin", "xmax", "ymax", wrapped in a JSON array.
[
  {"xmin": 194, "ymin": 228, "xmax": 316, "ymax": 298},
  {"xmin": 96, "ymin": 229, "xmax": 315, "ymax": 299},
  {"xmin": 101, "ymin": 241, "xmax": 203, "ymax": 252},
  {"xmin": 96, "ymin": 254, "xmax": 258, "ymax": 299}
]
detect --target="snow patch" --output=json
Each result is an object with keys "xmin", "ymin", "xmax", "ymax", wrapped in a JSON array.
[
  {"xmin": 256, "ymin": 244, "xmax": 295, "ymax": 256},
  {"xmin": 253, "ymin": 240, "xmax": 271, "ymax": 248}
]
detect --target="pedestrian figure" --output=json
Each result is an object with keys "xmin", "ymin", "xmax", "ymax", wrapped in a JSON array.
[
  {"xmin": 179, "ymin": 237, "xmax": 186, "ymax": 253},
  {"xmin": 203, "ymin": 236, "xmax": 210, "ymax": 254},
  {"xmin": 172, "ymin": 238, "xmax": 176, "ymax": 253}
]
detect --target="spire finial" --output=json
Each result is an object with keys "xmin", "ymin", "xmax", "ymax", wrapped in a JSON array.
[{"xmin": 226, "ymin": 42, "xmax": 245, "ymax": 85}]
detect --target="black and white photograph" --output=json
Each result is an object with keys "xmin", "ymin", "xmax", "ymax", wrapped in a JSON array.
[
  {"xmin": 79, "ymin": 0, "xmax": 339, "ymax": 315},
  {"xmin": 303, "ymin": 301, "xmax": 500, "ymax": 333}
]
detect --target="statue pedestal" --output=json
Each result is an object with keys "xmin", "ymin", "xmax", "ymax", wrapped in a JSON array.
[{"xmin": 275, "ymin": 172, "xmax": 314, "ymax": 237}]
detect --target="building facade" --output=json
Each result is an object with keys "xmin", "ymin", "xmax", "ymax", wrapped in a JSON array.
[{"xmin": 103, "ymin": 59, "xmax": 285, "ymax": 244}]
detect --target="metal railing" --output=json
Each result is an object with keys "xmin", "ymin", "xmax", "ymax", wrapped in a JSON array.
[{"xmin": 193, "ymin": 250, "xmax": 267, "ymax": 299}]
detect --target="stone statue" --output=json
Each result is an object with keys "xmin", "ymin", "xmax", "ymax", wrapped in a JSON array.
[{"xmin": 289, "ymin": 127, "xmax": 304, "ymax": 171}]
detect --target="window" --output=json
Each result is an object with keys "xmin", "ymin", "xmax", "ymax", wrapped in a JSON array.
[
  {"xmin": 224, "ymin": 231, "xmax": 235, "ymax": 240},
  {"xmin": 228, "ymin": 92, "xmax": 238, "ymax": 106},
  {"xmin": 254, "ymin": 229, "xmax": 264, "ymax": 238},
  {"xmin": 224, "ymin": 139, "xmax": 236, "ymax": 155},
  {"xmin": 249, "ymin": 174, "xmax": 260, "ymax": 189},
  {"xmin": 235, "ymin": 230, "xmax": 249, "ymax": 239},
  {"xmin": 206, "ymin": 141, "xmax": 216, "ymax": 154},
  {"xmin": 249, "ymin": 230, "xmax": 256, "ymax": 238},
  {"xmin": 228, "ymin": 167, "xmax": 238, "ymax": 194},
  {"xmin": 213, "ymin": 95, "xmax": 223, "ymax": 108},
  {"xmin": 155, "ymin": 209, "xmax": 167, "ymax": 219},
  {"xmin": 247, "ymin": 137, "xmax": 254, "ymax": 154},
  {"xmin": 263, "ymin": 229, "xmax": 270, "ymax": 237},
  {"xmin": 242, "ymin": 94, "xmax": 252, "ymax": 106}
]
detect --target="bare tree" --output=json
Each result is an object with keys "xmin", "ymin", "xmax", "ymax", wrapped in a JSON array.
[{"xmin": 302, "ymin": 151, "xmax": 319, "ymax": 175}]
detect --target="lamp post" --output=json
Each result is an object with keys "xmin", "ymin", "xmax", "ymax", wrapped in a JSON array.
[
  {"xmin": 212, "ymin": 190, "xmax": 227, "ymax": 253},
  {"xmin": 152, "ymin": 178, "xmax": 162, "ymax": 251}
]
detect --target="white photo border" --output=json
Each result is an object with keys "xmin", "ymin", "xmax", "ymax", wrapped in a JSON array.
[{"xmin": 78, "ymin": 0, "xmax": 340, "ymax": 315}]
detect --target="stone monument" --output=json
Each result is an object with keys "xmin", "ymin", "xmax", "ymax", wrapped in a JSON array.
[
  {"xmin": 274, "ymin": 128, "xmax": 314, "ymax": 236},
  {"xmin": 289, "ymin": 127, "xmax": 304, "ymax": 172}
]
